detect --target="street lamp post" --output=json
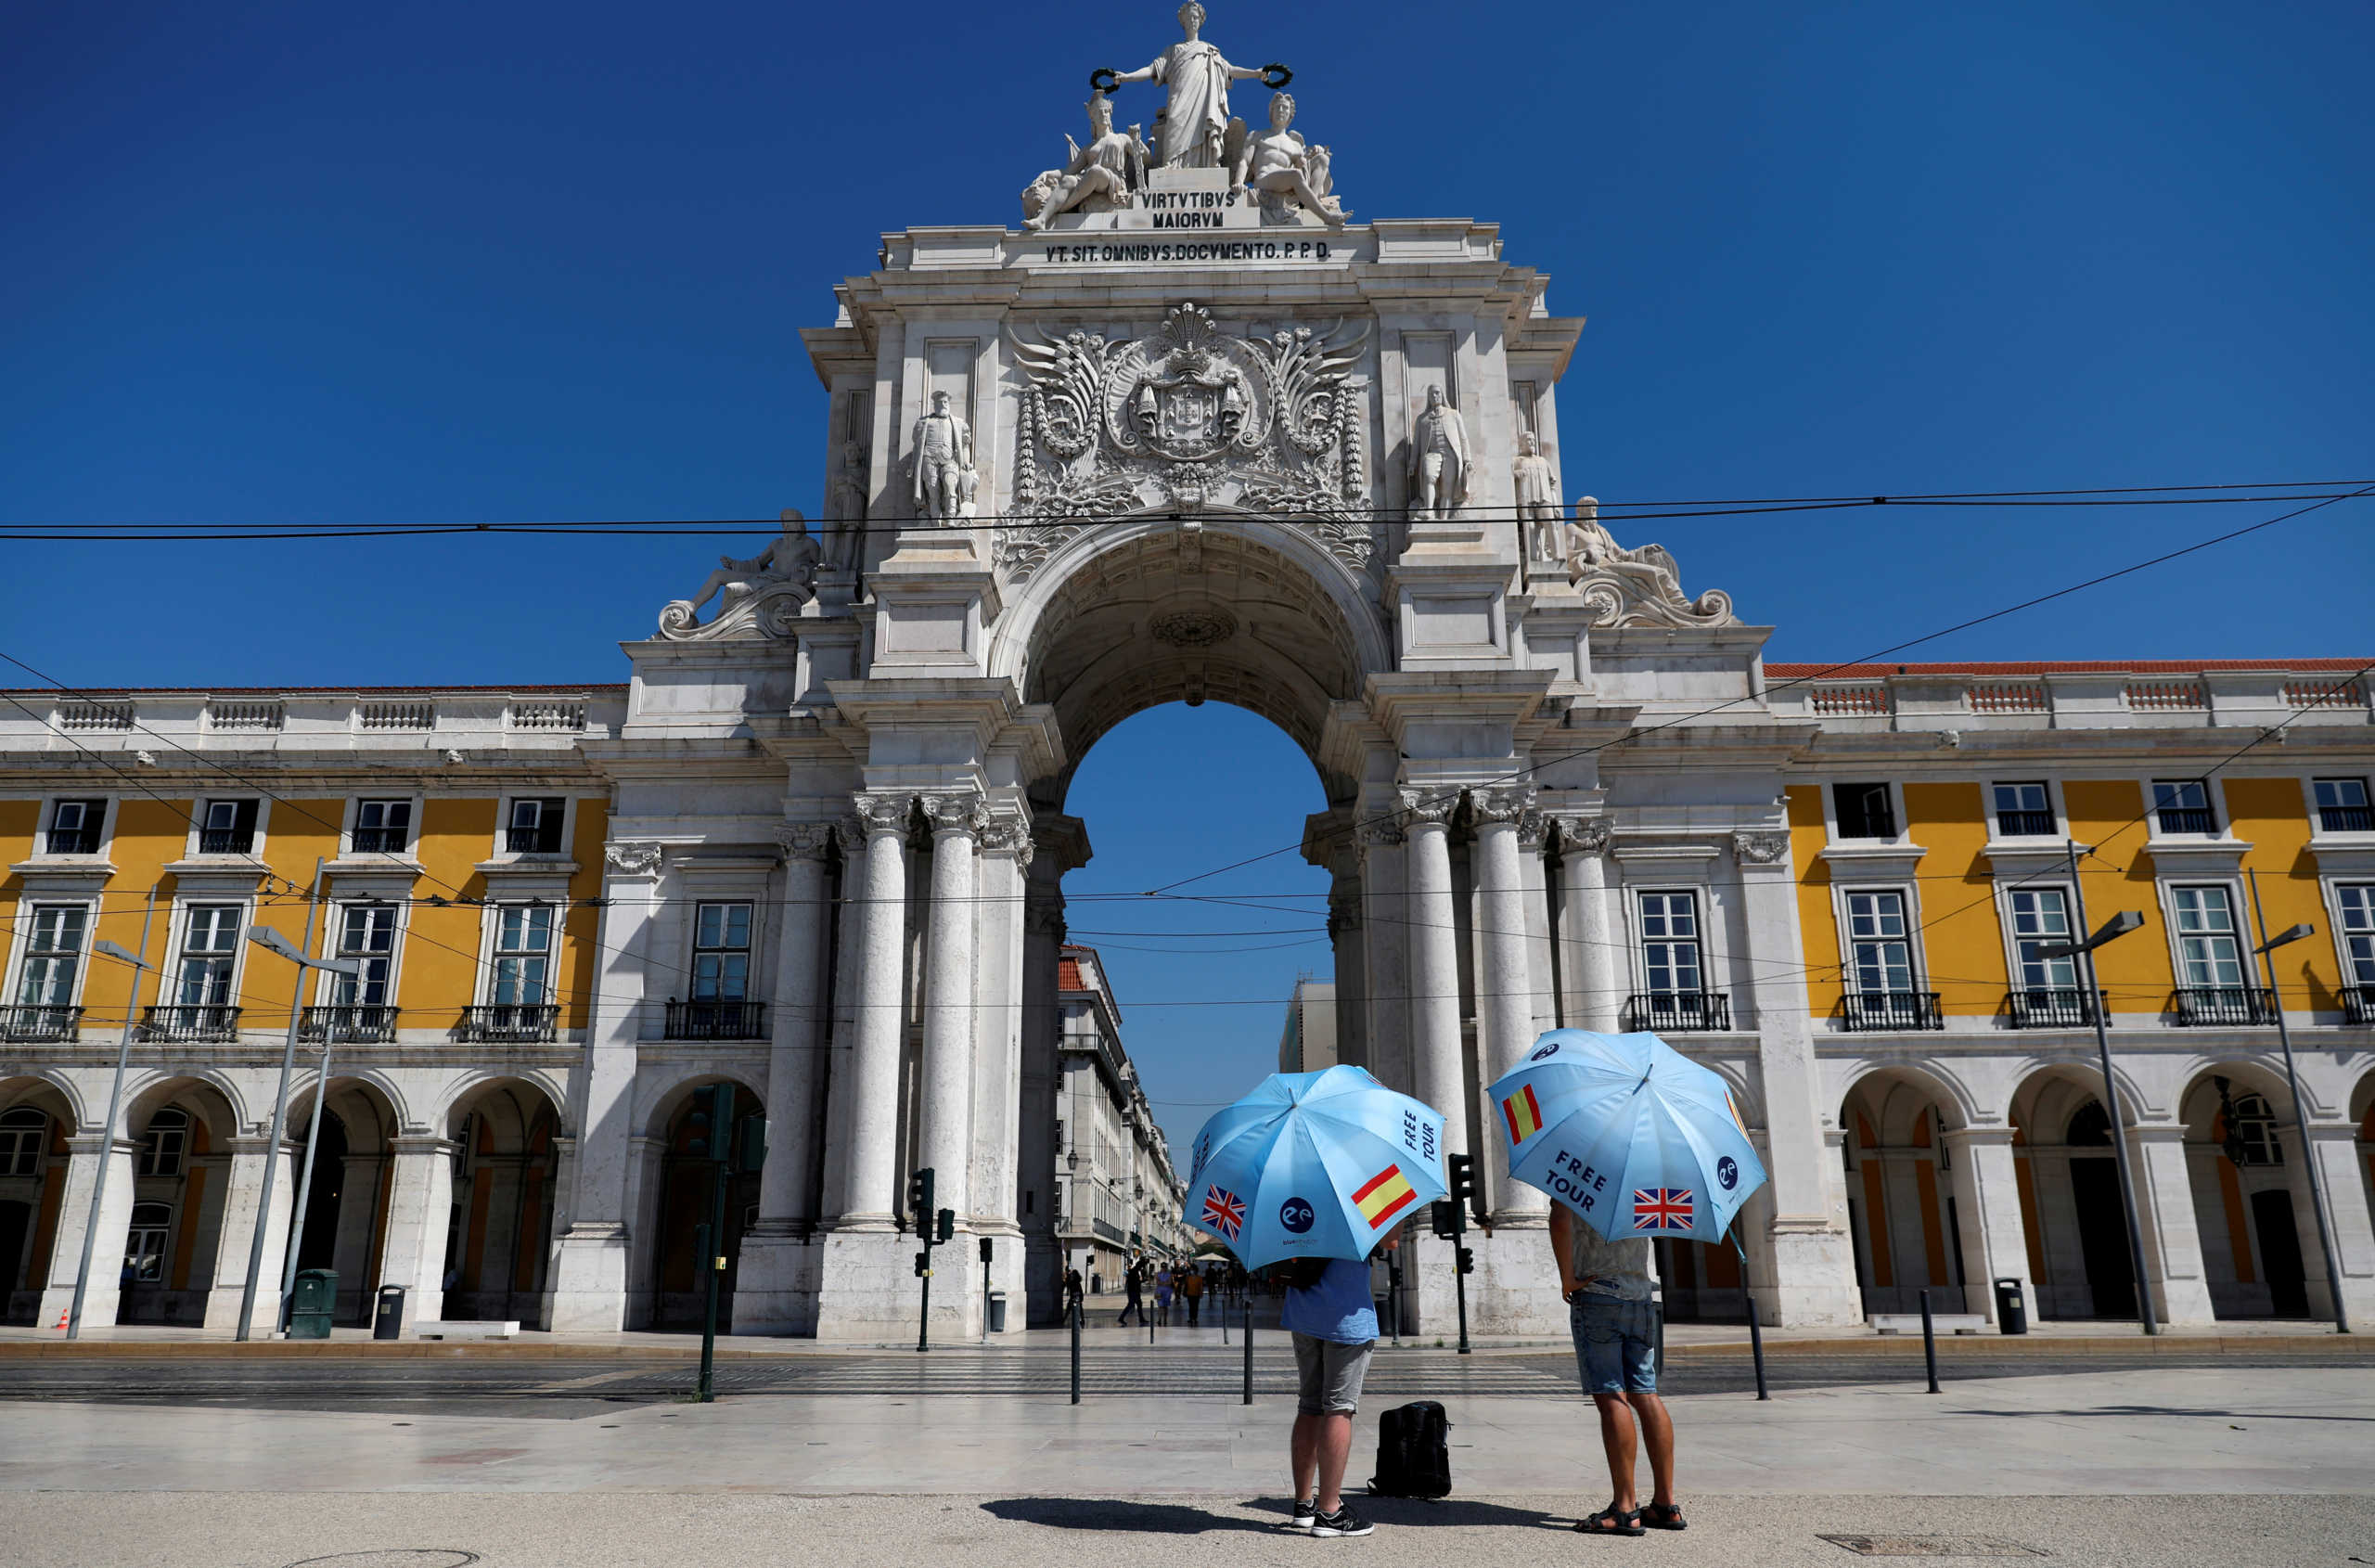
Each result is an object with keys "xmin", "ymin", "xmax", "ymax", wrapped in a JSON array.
[
  {"xmin": 65, "ymin": 893, "xmax": 160, "ymax": 1341},
  {"xmin": 2245, "ymin": 868, "xmax": 2352, "ymax": 1334},
  {"xmin": 2036, "ymin": 841, "xmax": 2157, "ymax": 1335},
  {"xmin": 275, "ymin": 958, "xmax": 361, "ymax": 1331}
]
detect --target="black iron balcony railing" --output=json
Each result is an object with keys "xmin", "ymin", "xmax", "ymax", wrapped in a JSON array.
[
  {"xmin": 1839, "ymin": 991, "xmax": 1945, "ymax": 1032},
  {"xmin": 1994, "ymin": 809, "xmax": 2059, "ymax": 837},
  {"xmin": 350, "ymin": 828, "xmax": 407, "ymax": 855},
  {"xmin": 300, "ymin": 1004, "xmax": 401, "ymax": 1043},
  {"xmin": 455, "ymin": 1003, "xmax": 558, "ymax": 1043},
  {"xmin": 142, "ymin": 1003, "xmax": 241, "ymax": 1042},
  {"xmin": 198, "ymin": 827, "xmax": 254, "ymax": 855},
  {"xmin": 2343, "ymin": 984, "xmax": 2375, "ymax": 1026},
  {"xmin": 505, "ymin": 827, "xmax": 564, "ymax": 855},
  {"xmin": 2154, "ymin": 807, "xmax": 2217, "ymax": 836},
  {"xmin": 2318, "ymin": 804, "xmax": 2375, "ymax": 833},
  {"xmin": 2172, "ymin": 985, "xmax": 2278, "ymax": 1026},
  {"xmin": 2005, "ymin": 988, "xmax": 2107, "ymax": 1029},
  {"xmin": 662, "ymin": 998, "xmax": 767, "ymax": 1041},
  {"xmin": 0, "ymin": 1004, "xmax": 82, "ymax": 1043},
  {"xmin": 1624, "ymin": 991, "xmax": 1731, "ymax": 1033},
  {"xmin": 45, "ymin": 827, "xmax": 101, "ymax": 855}
]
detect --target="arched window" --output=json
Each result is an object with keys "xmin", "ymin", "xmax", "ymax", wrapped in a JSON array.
[
  {"xmin": 124, "ymin": 1201, "xmax": 173, "ymax": 1282},
  {"xmin": 138, "ymin": 1107, "xmax": 188, "ymax": 1178},
  {"xmin": 0, "ymin": 1107, "xmax": 49, "ymax": 1176},
  {"xmin": 2227, "ymin": 1093, "xmax": 2282, "ymax": 1166},
  {"xmin": 2066, "ymin": 1101, "xmax": 2113, "ymax": 1147}
]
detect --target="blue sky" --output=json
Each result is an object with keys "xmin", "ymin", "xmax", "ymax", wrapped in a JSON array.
[{"xmin": 5, "ymin": 0, "xmax": 2370, "ymax": 1155}]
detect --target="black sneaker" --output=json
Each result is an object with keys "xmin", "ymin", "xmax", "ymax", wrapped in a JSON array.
[
  {"xmin": 1286, "ymin": 1497, "xmax": 1318, "ymax": 1532},
  {"xmin": 1312, "ymin": 1504, "xmax": 1373, "ymax": 1538}
]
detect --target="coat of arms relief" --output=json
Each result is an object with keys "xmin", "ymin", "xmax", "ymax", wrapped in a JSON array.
[{"xmin": 1002, "ymin": 302, "xmax": 1373, "ymax": 583}]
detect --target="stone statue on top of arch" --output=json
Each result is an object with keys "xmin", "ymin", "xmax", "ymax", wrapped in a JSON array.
[
  {"xmin": 1106, "ymin": 2, "xmax": 1271, "ymax": 171},
  {"xmin": 1023, "ymin": 94, "xmax": 1150, "ymax": 231}
]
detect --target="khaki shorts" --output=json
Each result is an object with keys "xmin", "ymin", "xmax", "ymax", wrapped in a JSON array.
[{"xmin": 1291, "ymin": 1330, "xmax": 1376, "ymax": 1416}]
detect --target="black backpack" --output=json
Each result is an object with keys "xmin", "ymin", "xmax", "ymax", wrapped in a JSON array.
[{"xmin": 1368, "ymin": 1400, "xmax": 1452, "ymax": 1499}]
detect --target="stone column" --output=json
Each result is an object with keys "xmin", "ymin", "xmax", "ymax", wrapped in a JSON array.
[
  {"xmin": 1942, "ymin": 1126, "xmax": 2033, "ymax": 1329},
  {"xmin": 1471, "ymin": 787, "xmax": 1547, "ymax": 1224},
  {"xmin": 2128, "ymin": 1123, "xmax": 2215, "ymax": 1326},
  {"xmin": 36, "ymin": 1134, "xmax": 136, "ymax": 1331},
  {"xmin": 375, "ymin": 1134, "xmax": 456, "ymax": 1331},
  {"xmin": 919, "ymin": 790, "xmax": 984, "ymax": 1235},
  {"xmin": 201, "ymin": 1134, "xmax": 294, "ymax": 1332},
  {"xmin": 971, "ymin": 811, "xmax": 1033, "ymax": 1333},
  {"xmin": 1401, "ymin": 790, "xmax": 1466, "ymax": 1156},
  {"xmin": 1728, "ymin": 828, "xmax": 1861, "ymax": 1326},
  {"xmin": 548, "ymin": 840, "xmax": 662, "ymax": 1330},
  {"xmin": 2304, "ymin": 1124, "xmax": 2375, "ymax": 1326},
  {"xmin": 1355, "ymin": 816, "xmax": 1411, "ymax": 1098},
  {"xmin": 735, "ymin": 822, "xmax": 835, "ymax": 1335},
  {"xmin": 1551, "ymin": 816, "xmax": 1621, "ymax": 1033}
]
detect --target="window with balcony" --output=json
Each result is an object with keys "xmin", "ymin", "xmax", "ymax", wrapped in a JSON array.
[
  {"xmin": 672, "ymin": 901, "xmax": 764, "ymax": 1039},
  {"xmin": 14, "ymin": 905, "xmax": 84, "ymax": 1010},
  {"xmin": 45, "ymin": 799, "xmax": 106, "ymax": 855},
  {"xmin": 2314, "ymin": 778, "xmax": 2373, "ymax": 834},
  {"xmin": 2151, "ymin": 779, "xmax": 2217, "ymax": 836},
  {"xmin": 2006, "ymin": 887, "xmax": 2098, "ymax": 1027},
  {"xmin": 1626, "ymin": 892, "xmax": 1728, "ymax": 1031},
  {"xmin": 306, "ymin": 904, "xmax": 400, "ymax": 1042},
  {"xmin": 2171, "ymin": 884, "xmax": 2271, "ymax": 1024},
  {"xmin": 351, "ymin": 799, "xmax": 413, "ymax": 855},
  {"xmin": 123, "ymin": 1202, "xmax": 172, "ymax": 1284},
  {"xmin": 150, "ymin": 904, "xmax": 242, "ymax": 1041},
  {"xmin": 505, "ymin": 797, "xmax": 567, "ymax": 855},
  {"xmin": 1833, "ymin": 782, "xmax": 1896, "ymax": 841},
  {"xmin": 2338, "ymin": 884, "xmax": 2375, "ymax": 1024},
  {"xmin": 0, "ymin": 1108, "xmax": 48, "ymax": 1176},
  {"xmin": 137, "ymin": 1107, "xmax": 187, "ymax": 1178},
  {"xmin": 1991, "ymin": 781, "xmax": 2056, "ymax": 838},
  {"xmin": 1841, "ymin": 889, "xmax": 1940, "ymax": 1029},
  {"xmin": 198, "ymin": 798, "xmax": 259, "ymax": 855}
]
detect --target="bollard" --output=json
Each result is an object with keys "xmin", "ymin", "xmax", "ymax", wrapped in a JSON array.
[
  {"xmin": 1746, "ymin": 1296, "xmax": 1769, "ymax": 1401},
  {"xmin": 1241, "ymin": 1287, "xmax": 1254, "ymax": 1406},
  {"xmin": 1070, "ymin": 1296, "xmax": 1083, "ymax": 1406},
  {"xmin": 1919, "ymin": 1288, "xmax": 1941, "ymax": 1394}
]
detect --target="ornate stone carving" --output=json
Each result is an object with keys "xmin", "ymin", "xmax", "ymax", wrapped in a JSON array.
[
  {"xmin": 1003, "ymin": 303, "xmax": 1374, "ymax": 579},
  {"xmin": 1732, "ymin": 829, "xmax": 1791, "ymax": 866},
  {"xmin": 1518, "ymin": 810, "xmax": 1551, "ymax": 852},
  {"xmin": 776, "ymin": 823, "xmax": 837, "ymax": 861},
  {"xmin": 921, "ymin": 790, "xmax": 992, "ymax": 839},
  {"xmin": 1354, "ymin": 815, "xmax": 1404, "ymax": 850},
  {"xmin": 1326, "ymin": 889, "xmax": 1361, "ymax": 937},
  {"xmin": 1563, "ymin": 498, "xmax": 1737, "ymax": 629},
  {"xmin": 1468, "ymin": 786, "xmax": 1536, "ymax": 827},
  {"xmin": 910, "ymin": 392, "xmax": 977, "ymax": 523},
  {"xmin": 1408, "ymin": 385, "xmax": 1470, "ymax": 519},
  {"xmin": 657, "ymin": 511, "xmax": 817, "ymax": 640},
  {"xmin": 979, "ymin": 817, "xmax": 1037, "ymax": 867},
  {"xmin": 1239, "ymin": 93, "xmax": 1344, "ymax": 225},
  {"xmin": 1550, "ymin": 814, "xmax": 1611, "ymax": 856},
  {"xmin": 1102, "ymin": 3, "xmax": 1276, "ymax": 172},
  {"xmin": 1395, "ymin": 788, "xmax": 1457, "ymax": 829},
  {"xmin": 1024, "ymin": 893, "xmax": 1069, "ymax": 940},
  {"xmin": 1513, "ymin": 431, "xmax": 1560, "ymax": 563},
  {"xmin": 604, "ymin": 841, "xmax": 663, "ymax": 875},
  {"xmin": 1149, "ymin": 607, "xmax": 1238, "ymax": 647},
  {"xmin": 852, "ymin": 792, "xmax": 914, "ymax": 839},
  {"xmin": 1024, "ymin": 95, "xmax": 1149, "ymax": 230}
]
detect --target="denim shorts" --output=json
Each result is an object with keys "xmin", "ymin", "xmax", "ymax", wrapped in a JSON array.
[{"xmin": 1571, "ymin": 1293, "xmax": 1658, "ymax": 1395}]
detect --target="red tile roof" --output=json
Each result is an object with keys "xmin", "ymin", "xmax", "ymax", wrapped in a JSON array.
[{"xmin": 1765, "ymin": 659, "xmax": 2369, "ymax": 678}]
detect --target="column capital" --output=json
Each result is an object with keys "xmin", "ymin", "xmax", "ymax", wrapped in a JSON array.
[
  {"xmin": 1547, "ymin": 813, "xmax": 1611, "ymax": 856},
  {"xmin": 1354, "ymin": 814, "xmax": 1405, "ymax": 849},
  {"xmin": 1395, "ymin": 788, "xmax": 1457, "ymax": 829},
  {"xmin": 851, "ymin": 791, "xmax": 914, "ymax": 839},
  {"xmin": 1470, "ymin": 785, "xmax": 1537, "ymax": 827},
  {"xmin": 62, "ymin": 1133, "xmax": 135, "ymax": 1157},
  {"xmin": 980, "ymin": 814, "xmax": 1035, "ymax": 865},
  {"xmin": 1327, "ymin": 890, "xmax": 1362, "ymax": 937},
  {"xmin": 604, "ymin": 840, "xmax": 664, "ymax": 876},
  {"xmin": 920, "ymin": 789, "xmax": 990, "ymax": 840},
  {"xmin": 776, "ymin": 822, "xmax": 838, "ymax": 861},
  {"xmin": 1731, "ymin": 829, "xmax": 1791, "ymax": 866},
  {"xmin": 389, "ymin": 1134, "xmax": 460, "ymax": 1157},
  {"xmin": 1939, "ymin": 1124, "xmax": 2017, "ymax": 1149}
]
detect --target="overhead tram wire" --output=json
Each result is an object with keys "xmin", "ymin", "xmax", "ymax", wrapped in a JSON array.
[{"xmin": 1140, "ymin": 481, "xmax": 2375, "ymax": 897}]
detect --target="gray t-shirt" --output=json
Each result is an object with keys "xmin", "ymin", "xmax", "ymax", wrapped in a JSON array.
[{"xmin": 1570, "ymin": 1221, "xmax": 1654, "ymax": 1303}]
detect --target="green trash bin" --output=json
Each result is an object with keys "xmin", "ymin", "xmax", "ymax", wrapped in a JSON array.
[{"xmin": 289, "ymin": 1268, "xmax": 338, "ymax": 1340}]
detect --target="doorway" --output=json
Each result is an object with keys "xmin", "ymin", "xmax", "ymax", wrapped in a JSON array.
[
  {"xmin": 2248, "ymin": 1189, "xmax": 2309, "ymax": 1317},
  {"xmin": 2068, "ymin": 1159, "xmax": 2136, "ymax": 1318}
]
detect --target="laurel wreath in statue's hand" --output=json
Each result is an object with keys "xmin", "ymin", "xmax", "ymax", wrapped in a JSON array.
[
  {"xmin": 1088, "ymin": 67, "xmax": 1120, "ymax": 94},
  {"xmin": 1260, "ymin": 63, "xmax": 1291, "ymax": 88}
]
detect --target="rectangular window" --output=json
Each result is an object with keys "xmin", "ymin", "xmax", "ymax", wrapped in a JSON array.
[
  {"xmin": 1845, "ymin": 891, "xmax": 1914, "ymax": 992},
  {"xmin": 2337, "ymin": 884, "xmax": 2375, "ymax": 986},
  {"xmin": 2171, "ymin": 885, "xmax": 2244, "ymax": 987},
  {"xmin": 691, "ymin": 902, "xmax": 753, "ymax": 1000},
  {"xmin": 1991, "ymin": 781, "xmax": 2056, "ymax": 838},
  {"xmin": 1833, "ymin": 782, "xmax": 1896, "ymax": 841},
  {"xmin": 199, "ymin": 798, "xmax": 259, "ymax": 855},
  {"xmin": 2008, "ymin": 888, "xmax": 2078, "ymax": 989},
  {"xmin": 1637, "ymin": 893, "xmax": 1702, "ymax": 994},
  {"xmin": 491, "ymin": 905, "xmax": 552, "ymax": 1004},
  {"xmin": 45, "ymin": 799, "xmax": 106, "ymax": 855},
  {"xmin": 15, "ymin": 906, "xmax": 86, "ymax": 1007},
  {"xmin": 2151, "ymin": 779, "xmax": 2217, "ymax": 836},
  {"xmin": 0, "ymin": 1110, "xmax": 47, "ymax": 1176},
  {"xmin": 2314, "ymin": 778, "xmax": 2373, "ymax": 834},
  {"xmin": 505, "ymin": 797, "xmax": 567, "ymax": 855},
  {"xmin": 334, "ymin": 905, "xmax": 398, "ymax": 1006},
  {"xmin": 123, "ymin": 1202, "xmax": 172, "ymax": 1284},
  {"xmin": 177, "ymin": 905, "xmax": 241, "ymax": 1006},
  {"xmin": 137, "ymin": 1110, "xmax": 187, "ymax": 1179},
  {"xmin": 351, "ymin": 799, "xmax": 412, "ymax": 855}
]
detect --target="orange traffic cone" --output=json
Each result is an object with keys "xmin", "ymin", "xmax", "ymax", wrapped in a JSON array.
[{"xmin": 53, "ymin": 1307, "xmax": 69, "ymax": 1332}]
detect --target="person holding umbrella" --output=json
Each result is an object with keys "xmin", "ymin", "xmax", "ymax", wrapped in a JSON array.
[
  {"xmin": 1490, "ymin": 1028, "xmax": 1768, "ymax": 1537},
  {"xmin": 1180, "ymin": 1064, "xmax": 1448, "ymax": 1540}
]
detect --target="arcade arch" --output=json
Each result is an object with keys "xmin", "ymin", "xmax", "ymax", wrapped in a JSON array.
[
  {"xmin": 287, "ymin": 1077, "xmax": 400, "ymax": 1326},
  {"xmin": 2010, "ymin": 1070, "xmax": 2138, "ymax": 1321},
  {"xmin": 119, "ymin": 1078, "xmax": 240, "ymax": 1325},
  {"xmin": 640, "ymin": 1077, "xmax": 763, "ymax": 1331},
  {"xmin": 1840, "ymin": 1068, "xmax": 1972, "ymax": 1317},
  {"xmin": 0, "ymin": 1078, "xmax": 73, "ymax": 1324},
  {"xmin": 2176, "ymin": 1064, "xmax": 2322, "ymax": 1320},
  {"xmin": 443, "ymin": 1077, "xmax": 563, "ymax": 1324}
]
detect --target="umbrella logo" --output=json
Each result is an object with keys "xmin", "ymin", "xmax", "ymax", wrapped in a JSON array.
[
  {"xmin": 1717, "ymin": 1156, "xmax": 1739, "ymax": 1191},
  {"xmin": 1529, "ymin": 1040, "xmax": 1560, "ymax": 1061},
  {"xmin": 1277, "ymin": 1197, "xmax": 1316, "ymax": 1235}
]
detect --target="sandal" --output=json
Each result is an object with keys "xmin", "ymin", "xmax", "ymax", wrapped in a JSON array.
[
  {"xmin": 1640, "ymin": 1502, "xmax": 1687, "ymax": 1531},
  {"xmin": 1575, "ymin": 1506, "xmax": 1645, "ymax": 1536}
]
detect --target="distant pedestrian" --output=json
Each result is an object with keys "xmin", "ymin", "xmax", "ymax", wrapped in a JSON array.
[
  {"xmin": 1277, "ymin": 1233, "xmax": 1393, "ymax": 1539},
  {"xmin": 1552, "ymin": 1204, "xmax": 1681, "ymax": 1536},
  {"xmin": 1155, "ymin": 1265, "xmax": 1175, "ymax": 1326},
  {"xmin": 1181, "ymin": 1262, "xmax": 1205, "ymax": 1326},
  {"xmin": 1118, "ymin": 1256, "xmax": 1146, "ymax": 1327},
  {"xmin": 1062, "ymin": 1265, "xmax": 1085, "ymax": 1321}
]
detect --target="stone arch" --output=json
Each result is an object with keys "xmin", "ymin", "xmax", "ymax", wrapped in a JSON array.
[
  {"xmin": 0, "ymin": 1075, "xmax": 77, "ymax": 1323},
  {"xmin": 435, "ymin": 1067, "xmax": 574, "ymax": 1142},
  {"xmin": 117, "ymin": 1076, "xmax": 240, "ymax": 1326},
  {"xmin": 1838, "ymin": 1062, "xmax": 1978, "ymax": 1317},
  {"xmin": 635, "ymin": 1073, "xmax": 764, "ymax": 1332},
  {"xmin": 2008, "ymin": 1064, "xmax": 2146, "ymax": 1322},
  {"xmin": 443, "ymin": 1076, "xmax": 564, "ymax": 1324},
  {"xmin": 0, "ymin": 1071, "xmax": 84, "ymax": 1133},
  {"xmin": 989, "ymin": 513, "xmax": 1389, "ymax": 797},
  {"xmin": 2175, "ymin": 1062, "xmax": 2321, "ymax": 1320},
  {"xmin": 285, "ymin": 1075, "xmax": 403, "ymax": 1326}
]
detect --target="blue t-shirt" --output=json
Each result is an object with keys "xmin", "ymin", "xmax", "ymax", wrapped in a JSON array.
[{"xmin": 1280, "ymin": 1257, "xmax": 1380, "ymax": 1344}]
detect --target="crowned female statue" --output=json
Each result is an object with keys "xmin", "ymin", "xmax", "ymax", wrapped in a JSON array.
[{"xmin": 1109, "ymin": 2, "xmax": 1267, "ymax": 169}]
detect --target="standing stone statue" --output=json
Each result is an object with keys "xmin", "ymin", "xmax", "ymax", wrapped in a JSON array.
[
  {"xmin": 910, "ymin": 391, "xmax": 976, "ymax": 523},
  {"xmin": 1408, "ymin": 384, "xmax": 1470, "ymax": 519},
  {"xmin": 828, "ymin": 438, "xmax": 869, "ymax": 570},
  {"xmin": 1109, "ymin": 3, "xmax": 1267, "ymax": 169},
  {"xmin": 1512, "ymin": 430, "xmax": 1560, "ymax": 561}
]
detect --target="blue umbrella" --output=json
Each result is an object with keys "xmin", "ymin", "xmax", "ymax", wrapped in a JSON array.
[
  {"xmin": 1487, "ymin": 1029, "xmax": 1766, "ymax": 1243},
  {"xmin": 1180, "ymin": 1065, "xmax": 1449, "ymax": 1268}
]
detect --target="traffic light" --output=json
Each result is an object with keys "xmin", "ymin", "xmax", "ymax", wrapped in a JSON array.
[
  {"xmin": 936, "ymin": 1208, "xmax": 955, "ymax": 1244},
  {"xmin": 1430, "ymin": 1199, "xmax": 1461, "ymax": 1240},
  {"xmin": 685, "ymin": 1084, "xmax": 731, "ymax": 1160},
  {"xmin": 735, "ymin": 1113, "xmax": 767, "ymax": 1176},
  {"xmin": 1446, "ymin": 1152, "xmax": 1481, "ymax": 1226},
  {"xmin": 978, "ymin": 1236, "xmax": 995, "ymax": 1265},
  {"xmin": 914, "ymin": 1251, "xmax": 931, "ymax": 1278},
  {"xmin": 907, "ymin": 1167, "xmax": 936, "ymax": 1227},
  {"xmin": 1455, "ymin": 1245, "xmax": 1475, "ymax": 1277}
]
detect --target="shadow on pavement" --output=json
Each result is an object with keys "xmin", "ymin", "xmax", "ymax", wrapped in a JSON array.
[{"xmin": 980, "ymin": 1496, "xmax": 1571, "ymax": 1535}]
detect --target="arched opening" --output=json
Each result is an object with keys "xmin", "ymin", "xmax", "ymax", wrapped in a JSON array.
[
  {"xmin": 0, "ymin": 1081, "xmax": 73, "ymax": 1324},
  {"xmin": 2178, "ymin": 1067, "xmax": 2317, "ymax": 1319},
  {"xmin": 120, "ymin": 1080, "xmax": 238, "ymax": 1326},
  {"xmin": 2009, "ymin": 1072, "xmax": 2137, "ymax": 1320},
  {"xmin": 645, "ymin": 1079, "xmax": 763, "ymax": 1331},
  {"xmin": 443, "ymin": 1078, "xmax": 563, "ymax": 1325},
  {"xmin": 1839, "ymin": 1072, "xmax": 1971, "ymax": 1317},
  {"xmin": 285, "ymin": 1078, "xmax": 399, "ymax": 1326}
]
